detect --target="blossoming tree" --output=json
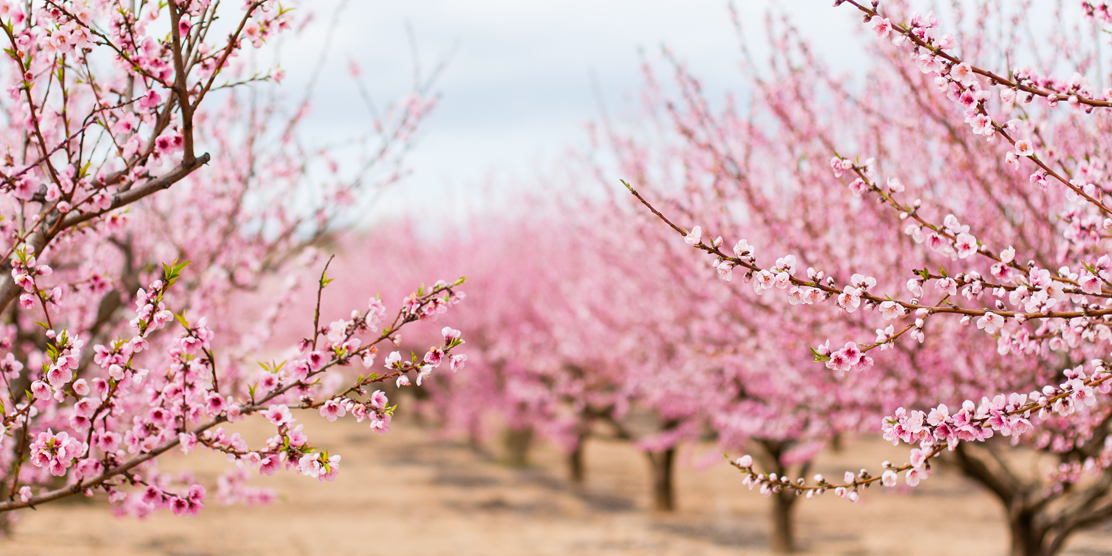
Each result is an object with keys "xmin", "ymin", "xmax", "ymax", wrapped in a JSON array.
[
  {"xmin": 0, "ymin": 0, "xmax": 465, "ymax": 522},
  {"xmin": 622, "ymin": 2, "xmax": 1112, "ymax": 554}
]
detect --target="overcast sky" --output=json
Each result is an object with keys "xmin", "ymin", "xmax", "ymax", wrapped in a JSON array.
[{"xmin": 266, "ymin": 2, "xmax": 878, "ymax": 223}]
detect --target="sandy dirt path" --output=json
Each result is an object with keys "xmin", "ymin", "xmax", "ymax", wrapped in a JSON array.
[{"xmin": 1, "ymin": 416, "xmax": 1110, "ymax": 556}]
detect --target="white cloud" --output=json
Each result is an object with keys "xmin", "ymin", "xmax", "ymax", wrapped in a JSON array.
[{"xmin": 268, "ymin": 1, "xmax": 875, "ymax": 224}]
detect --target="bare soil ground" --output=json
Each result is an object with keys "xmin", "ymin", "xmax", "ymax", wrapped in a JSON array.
[{"xmin": 1, "ymin": 415, "xmax": 1111, "ymax": 556}]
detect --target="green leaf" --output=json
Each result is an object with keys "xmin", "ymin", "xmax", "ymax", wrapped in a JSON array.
[{"xmin": 162, "ymin": 259, "xmax": 192, "ymax": 287}]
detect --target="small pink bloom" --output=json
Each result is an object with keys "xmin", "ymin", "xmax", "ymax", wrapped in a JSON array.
[
  {"xmin": 384, "ymin": 351, "xmax": 402, "ymax": 369},
  {"xmin": 441, "ymin": 327, "xmax": 462, "ymax": 345},
  {"xmin": 870, "ymin": 16, "xmax": 892, "ymax": 38},
  {"xmin": 881, "ymin": 470, "xmax": 897, "ymax": 487},
  {"xmin": 306, "ymin": 350, "xmax": 327, "ymax": 371},
  {"xmin": 369, "ymin": 390, "xmax": 388, "ymax": 409},
  {"xmin": 31, "ymin": 380, "xmax": 51, "ymax": 400},
  {"xmin": 909, "ymin": 448, "xmax": 927, "ymax": 468},
  {"xmin": 205, "ymin": 393, "xmax": 226, "ymax": 415},
  {"xmin": 954, "ymin": 232, "xmax": 978, "ymax": 259},
  {"xmin": 879, "ymin": 301, "xmax": 905, "ymax": 320},
  {"xmin": 848, "ymin": 178, "xmax": 869, "ymax": 196},
  {"xmin": 179, "ymin": 433, "xmax": 197, "ymax": 454},
  {"xmin": 950, "ymin": 63, "xmax": 974, "ymax": 85},
  {"xmin": 423, "ymin": 347, "xmax": 444, "ymax": 367},
  {"xmin": 906, "ymin": 468, "xmax": 924, "ymax": 487},
  {"xmin": 1078, "ymin": 271, "xmax": 1102, "ymax": 295},
  {"xmin": 416, "ymin": 365, "xmax": 433, "ymax": 386},
  {"xmin": 450, "ymin": 354, "xmax": 467, "ymax": 372},
  {"xmin": 319, "ymin": 399, "xmax": 346, "ymax": 422},
  {"xmin": 976, "ymin": 312, "xmax": 1005, "ymax": 335},
  {"xmin": 262, "ymin": 404, "xmax": 293, "ymax": 426},
  {"xmin": 684, "ymin": 226, "xmax": 702, "ymax": 246}
]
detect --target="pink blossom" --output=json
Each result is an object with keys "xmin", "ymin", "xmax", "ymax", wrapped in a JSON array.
[
  {"xmin": 369, "ymin": 390, "xmax": 388, "ymax": 409},
  {"xmin": 909, "ymin": 448, "xmax": 927, "ymax": 468},
  {"xmin": 869, "ymin": 16, "xmax": 892, "ymax": 38},
  {"xmin": 879, "ymin": 301, "xmax": 905, "ymax": 320},
  {"xmin": 950, "ymin": 63, "xmax": 974, "ymax": 85},
  {"xmin": 954, "ymin": 232, "xmax": 978, "ymax": 259},
  {"xmin": 836, "ymin": 286, "xmax": 862, "ymax": 313},
  {"xmin": 384, "ymin": 351, "xmax": 402, "ymax": 369},
  {"xmin": 416, "ymin": 365, "xmax": 433, "ymax": 386},
  {"xmin": 935, "ymin": 277, "xmax": 957, "ymax": 297},
  {"xmin": 370, "ymin": 418, "xmax": 390, "ymax": 434},
  {"xmin": 206, "ymin": 393, "xmax": 227, "ymax": 415},
  {"xmin": 423, "ymin": 347, "xmax": 444, "ymax": 367},
  {"xmin": 179, "ymin": 433, "xmax": 197, "ymax": 455},
  {"xmin": 881, "ymin": 470, "xmax": 897, "ymax": 487},
  {"xmin": 684, "ymin": 226, "xmax": 702, "ymax": 245},
  {"xmin": 716, "ymin": 261, "xmax": 734, "ymax": 281},
  {"xmin": 450, "ymin": 354, "xmax": 467, "ymax": 372},
  {"xmin": 319, "ymin": 399, "xmax": 346, "ymax": 422},
  {"xmin": 263, "ymin": 405, "xmax": 293, "ymax": 426},
  {"xmin": 31, "ymin": 380, "xmax": 51, "ymax": 400},
  {"xmin": 442, "ymin": 326, "xmax": 462, "ymax": 344},
  {"xmin": 977, "ymin": 312, "xmax": 1005, "ymax": 335},
  {"xmin": 907, "ymin": 279, "xmax": 924, "ymax": 298},
  {"xmin": 906, "ymin": 468, "xmax": 924, "ymax": 487},
  {"xmin": 1078, "ymin": 271, "xmax": 1102, "ymax": 294},
  {"xmin": 306, "ymin": 350, "xmax": 327, "ymax": 371},
  {"xmin": 848, "ymin": 178, "xmax": 869, "ymax": 196}
]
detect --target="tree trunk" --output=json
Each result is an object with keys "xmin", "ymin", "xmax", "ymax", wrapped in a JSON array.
[
  {"xmin": 950, "ymin": 444, "xmax": 1054, "ymax": 556},
  {"xmin": 753, "ymin": 439, "xmax": 803, "ymax": 553},
  {"xmin": 770, "ymin": 489, "xmax": 796, "ymax": 553},
  {"xmin": 646, "ymin": 448, "xmax": 676, "ymax": 511},
  {"xmin": 466, "ymin": 414, "xmax": 483, "ymax": 452},
  {"xmin": 567, "ymin": 442, "xmax": 585, "ymax": 485},
  {"xmin": 1007, "ymin": 508, "xmax": 1045, "ymax": 556},
  {"xmin": 502, "ymin": 426, "xmax": 533, "ymax": 467}
]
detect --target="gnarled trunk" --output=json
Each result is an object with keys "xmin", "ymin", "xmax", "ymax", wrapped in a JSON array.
[
  {"xmin": 1007, "ymin": 508, "xmax": 1043, "ymax": 556},
  {"xmin": 770, "ymin": 489, "xmax": 797, "ymax": 554},
  {"xmin": 466, "ymin": 414, "xmax": 483, "ymax": 452},
  {"xmin": 951, "ymin": 443, "xmax": 1069, "ymax": 556},
  {"xmin": 502, "ymin": 426, "xmax": 533, "ymax": 467},
  {"xmin": 646, "ymin": 447, "xmax": 676, "ymax": 511},
  {"xmin": 567, "ymin": 442, "xmax": 585, "ymax": 485},
  {"xmin": 755, "ymin": 440, "xmax": 801, "ymax": 553}
]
